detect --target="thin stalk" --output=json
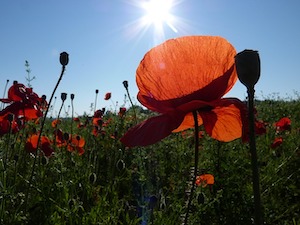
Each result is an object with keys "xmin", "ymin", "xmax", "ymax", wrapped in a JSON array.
[
  {"xmin": 183, "ymin": 110, "xmax": 199, "ymax": 225},
  {"xmin": 25, "ymin": 65, "xmax": 66, "ymax": 210},
  {"xmin": 247, "ymin": 87, "xmax": 263, "ymax": 225},
  {"xmin": 124, "ymin": 87, "xmax": 137, "ymax": 125}
]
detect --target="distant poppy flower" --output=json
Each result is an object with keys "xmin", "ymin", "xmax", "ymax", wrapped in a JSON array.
[
  {"xmin": 275, "ymin": 117, "xmax": 291, "ymax": 132},
  {"xmin": 51, "ymin": 119, "xmax": 61, "ymax": 128},
  {"xmin": 67, "ymin": 135, "xmax": 85, "ymax": 155},
  {"xmin": 255, "ymin": 120, "xmax": 267, "ymax": 135},
  {"xmin": 271, "ymin": 137, "xmax": 283, "ymax": 149},
  {"xmin": 25, "ymin": 134, "xmax": 54, "ymax": 157},
  {"xmin": 118, "ymin": 107, "xmax": 126, "ymax": 117},
  {"xmin": 104, "ymin": 92, "xmax": 111, "ymax": 100},
  {"xmin": 195, "ymin": 174, "xmax": 215, "ymax": 187},
  {"xmin": 120, "ymin": 36, "xmax": 248, "ymax": 147}
]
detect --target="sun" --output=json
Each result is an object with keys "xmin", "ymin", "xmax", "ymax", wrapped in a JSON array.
[
  {"xmin": 125, "ymin": 0, "xmax": 186, "ymax": 45},
  {"xmin": 141, "ymin": 0, "xmax": 177, "ymax": 32}
]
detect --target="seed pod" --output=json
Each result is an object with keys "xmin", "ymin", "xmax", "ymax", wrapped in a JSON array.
[{"xmin": 60, "ymin": 52, "xmax": 69, "ymax": 66}]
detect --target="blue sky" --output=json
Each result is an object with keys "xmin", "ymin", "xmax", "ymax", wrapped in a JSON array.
[{"xmin": 1, "ymin": 0, "xmax": 299, "ymax": 116}]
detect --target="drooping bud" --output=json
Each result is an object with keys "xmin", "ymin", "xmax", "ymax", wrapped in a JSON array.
[
  {"xmin": 235, "ymin": 50, "xmax": 260, "ymax": 89},
  {"xmin": 60, "ymin": 52, "xmax": 69, "ymax": 66}
]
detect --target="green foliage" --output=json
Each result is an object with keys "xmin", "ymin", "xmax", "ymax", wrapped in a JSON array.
[{"xmin": 0, "ymin": 98, "xmax": 299, "ymax": 224}]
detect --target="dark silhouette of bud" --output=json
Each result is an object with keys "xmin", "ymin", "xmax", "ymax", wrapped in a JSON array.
[
  {"xmin": 61, "ymin": 92, "xmax": 67, "ymax": 101},
  {"xmin": 95, "ymin": 89, "xmax": 99, "ymax": 94},
  {"xmin": 235, "ymin": 50, "xmax": 260, "ymax": 89},
  {"xmin": 123, "ymin": 80, "xmax": 128, "ymax": 89},
  {"xmin": 71, "ymin": 93, "xmax": 75, "ymax": 100},
  {"xmin": 7, "ymin": 113, "xmax": 14, "ymax": 122},
  {"xmin": 60, "ymin": 52, "xmax": 69, "ymax": 66}
]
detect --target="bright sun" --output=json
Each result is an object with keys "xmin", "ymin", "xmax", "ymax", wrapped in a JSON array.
[
  {"xmin": 141, "ymin": 0, "xmax": 176, "ymax": 31},
  {"xmin": 126, "ymin": 0, "xmax": 185, "ymax": 44}
]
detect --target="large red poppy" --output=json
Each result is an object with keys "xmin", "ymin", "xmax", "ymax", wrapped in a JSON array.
[{"xmin": 120, "ymin": 36, "xmax": 248, "ymax": 147}]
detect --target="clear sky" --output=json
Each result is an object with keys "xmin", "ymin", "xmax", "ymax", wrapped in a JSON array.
[{"xmin": 1, "ymin": 0, "xmax": 299, "ymax": 116}]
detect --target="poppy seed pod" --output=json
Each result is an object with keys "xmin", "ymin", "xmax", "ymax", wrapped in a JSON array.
[
  {"xmin": 61, "ymin": 92, "xmax": 67, "ymax": 101},
  {"xmin": 60, "ymin": 52, "xmax": 69, "ymax": 66},
  {"xmin": 123, "ymin": 80, "xmax": 128, "ymax": 89},
  {"xmin": 235, "ymin": 50, "xmax": 260, "ymax": 89}
]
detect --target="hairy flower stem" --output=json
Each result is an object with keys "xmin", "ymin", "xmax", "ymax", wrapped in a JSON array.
[
  {"xmin": 247, "ymin": 87, "xmax": 263, "ymax": 225},
  {"xmin": 183, "ymin": 110, "xmax": 199, "ymax": 225},
  {"xmin": 124, "ymin": 87, "xmax": 137, "ymax": 125},
  {"xmin": 25, "ymin": 65, "xmax": 66, "ymax": 211}
]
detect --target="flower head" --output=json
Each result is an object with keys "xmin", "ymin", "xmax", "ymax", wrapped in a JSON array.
[
  {"xmin": 104, "ymin": 92, "xmax": 111, "ymax": 100},
  {"xmin": 120, "ymin": 36, "xmax": 248, "ymax": 147}
]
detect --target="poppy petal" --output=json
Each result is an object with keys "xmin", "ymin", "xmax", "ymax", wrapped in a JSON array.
[
  {"xmin": 199, "ymin": 98, "xmax": 248, "ymax": 142},
  {"xmin": 136, "ymin": 36, "xmax": 237, "ymax": 111},
  {"xmin": 120, "ymin": 111, "xmax": 185, "ymax": 147}
]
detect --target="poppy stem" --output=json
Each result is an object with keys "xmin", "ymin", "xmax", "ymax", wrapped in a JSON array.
[
  {"xmin": 183, "ymin": 110, "xmax": 199, "ymax": 225},
  {"xmin": 24, "ymin": 65, "xmax": 66, "ymax": 211},
  {"xmin": 247, "ymin": 87, "xmax": 263, "ymax": 225}
]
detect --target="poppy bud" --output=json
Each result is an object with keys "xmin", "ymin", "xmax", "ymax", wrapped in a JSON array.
[
  {"xmin": 123, "ymin": 80, "xmax": 128, "ymax": 89},
  {"xmin": 70, "ymin": 93, "xmax": 75, "ymax": 100},
  {"xmin": 60, "ymin": 52, "xmax": 69, "ymax": 66},
  {"xmin": 235, "ymin": 49, "xmax": 260, "ymax": 89},
  {"xmin": 61, "ymin": 92, "xmax": 67, "ymax": 101},
  {"xmin": 95, "ymin": 89, "xmax": 99, "ymax": 94}
]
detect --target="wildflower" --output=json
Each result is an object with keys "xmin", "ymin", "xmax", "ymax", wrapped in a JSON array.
[
  {"xmin": 51, "ymin": 119, "xmax": 61, "ymax": 128},
  {"xmin": 120, "ymin": 36, "xmax": 248, "ymax": 147},
  {"xmin": 67, "ymin": 135, "xmax": 85, "ymax": 155},
  {"xmin": 195, "ymin": 174, "xmax": 215, "ymax": 187},
  {"xmin": 0, "ymin": 81, "xmax": 44, "ymax": 128},
  {"xmin": 271, "ymin": 137, "xmax": 283, "ymax": 149},
  {"xmin": 104, "ymin": 92, "xmax": 111, "ymax": 100},
  {"xmin": 118, "ymin": 107, "xmax": 126, "ymax": 117},
  {"xmin": 25, "ymin": 134, "xmax": 54, "ymax": 157},
  {"xmin": 255, "ymin": 120, "xmax": 267, "ymax": 135},
  {"xmin": 275, "ymin": 117, "xmax": 291, "ymax": 132}
]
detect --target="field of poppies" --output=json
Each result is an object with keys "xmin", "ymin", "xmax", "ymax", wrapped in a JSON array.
[{"xmin": 1, "ymin": 36, "xmax": 300, "ymax": 225}]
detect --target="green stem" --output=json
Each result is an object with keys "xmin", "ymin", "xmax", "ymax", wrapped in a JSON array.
[
  {"xmin": 247, "ymin": 87, "xmax": 263, "ymax": 225},
  {"xmin": 24, "ymin": 65, "xmax": 66, "ymax": 211},
  {"xmin": 184, "ymin": 110, "xmax": 199, "ymax": 225}
]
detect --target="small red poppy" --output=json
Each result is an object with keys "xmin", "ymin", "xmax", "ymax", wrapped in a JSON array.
[{"xmin": 104, "ymin": 92, "xmax": 111, "ymax": 100}]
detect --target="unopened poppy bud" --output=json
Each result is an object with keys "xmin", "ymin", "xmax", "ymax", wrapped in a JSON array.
[
  {"xmin": 7, "ymin": 113, "xmax": 14, "ymax": 122},
  {"xmin": 61, "ymin": 92, "xmax": 67, "ymax": 101},
  {"xmin": 95, "ymin": 89, "xmax": 99, "ymax": 94},
  {"xmin": 70, "ymin": 93, "xmax": 75, "ymax": 100},
  {"xmin": 235, "ymin": 49, "xmax": 260, "ymax": 89},
  {"xmin": 60, "ymin": 52, "xmax": 69, "ymax": 66},
  {"xmin": 123, "ymin": 80, "xmax": 128, "ymax": 89}
]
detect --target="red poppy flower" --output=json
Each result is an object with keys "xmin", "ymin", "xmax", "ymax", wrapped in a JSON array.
[
  {"xmin": 25, "ymin": 134, "xmax": 54, "ymax": 157},
  {"xmin": 255, "ymin": 120, "xmax": 267, "ymax": 135},
  {"xmin": 118, "ymin": 107, "xmax": 126, "ymax": 117},
  {"xmin": 195, "ymin": 174, "xmax": 215, "ymax": 187},
  {"xmin": 0, "ymin": 81, "xmax": 45, "ymax": 121},
  {"xmin": 67, "ymin": 135, "xmax": 85, "ymax": 155},
  {"xmin": 271, "ymin": 137, "xmax": 283, "ymax": 149},
  {"xmin": 104, "ymin": 92, "xmax": 111, "ymax": 100},
  {"xmin": 51, "ymin": 119, "xmax": 61, "ymax": 128},
  {"xmin": 120, "ymin": 36, "xmax": 248, "ymax": 147},
  {"xmin": 275, "ymin": 117, "xmax": 291, "ymax": 132}
]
